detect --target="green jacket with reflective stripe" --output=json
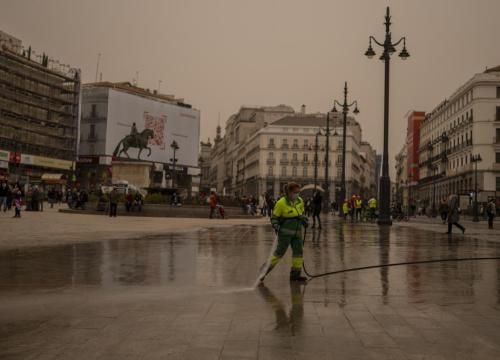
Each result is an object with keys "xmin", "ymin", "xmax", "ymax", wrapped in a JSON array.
[{"xmin": 271, "ymin": 196, "xmax": 305, "ymax": 232}]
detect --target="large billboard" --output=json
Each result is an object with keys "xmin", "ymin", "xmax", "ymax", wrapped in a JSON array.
[{"xmin": 106, "ymin": 89, "xmax": 200, "ymax": 168}]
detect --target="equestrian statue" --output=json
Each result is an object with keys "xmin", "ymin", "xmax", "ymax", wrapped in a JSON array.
[{"xmin": 113, "ymin": 123, "xmax": 155, "ymax": 160}]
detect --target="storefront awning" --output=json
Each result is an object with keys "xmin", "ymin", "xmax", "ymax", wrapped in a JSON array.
[{"xmin": 41, "ymin": 173, "xmax": 67, "ymax": 184}]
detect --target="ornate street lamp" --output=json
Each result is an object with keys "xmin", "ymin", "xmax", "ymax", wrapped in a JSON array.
[
  {"xmin": 470, "ymin": 153, "xmax": 482, "ymax": 222},
  {"xmin": 332, "ymin": 82, "xmax": 359, "ymax": 206},
  {"xmin": 365, "ymin": 6, "xmax": 410, "ymax": 226},
  {"xmin": 313, "ymin": 129, "xmax": 323, "ymax": 193},
  {"xmin": 170, "ymin": 140, "xmax": 180, "ymax": 189}
]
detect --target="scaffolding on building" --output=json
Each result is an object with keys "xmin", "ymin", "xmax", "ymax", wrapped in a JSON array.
[{"xmin": 0, "ymin": 38, "xmax": 80, "ymax": 168}]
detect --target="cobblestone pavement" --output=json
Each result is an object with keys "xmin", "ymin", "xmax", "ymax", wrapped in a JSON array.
[{"xmin": 1, "ymin": 216, "xmax": 500, "ymax": 359}]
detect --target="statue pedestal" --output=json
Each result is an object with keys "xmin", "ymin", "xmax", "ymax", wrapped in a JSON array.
[{"xmin": 112, "ymin": 161, "xmax": 152, "ymax": 189}]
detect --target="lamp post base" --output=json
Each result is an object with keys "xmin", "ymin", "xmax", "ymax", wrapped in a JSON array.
[{"xmin": 377, "ymin": 175, "xmax": 392, "ymax": 226}]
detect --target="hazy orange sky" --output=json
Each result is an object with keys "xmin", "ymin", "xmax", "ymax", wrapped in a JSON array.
[{"xmin": 2, "ymin": 0, "xmax": 500, "ymax": 173}]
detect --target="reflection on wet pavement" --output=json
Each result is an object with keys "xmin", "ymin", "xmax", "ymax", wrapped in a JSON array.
[{"xmin": 2, "ymin": 218, "xmax": 500, "ymax": 359}]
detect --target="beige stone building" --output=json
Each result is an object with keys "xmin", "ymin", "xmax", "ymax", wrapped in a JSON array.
[
  {"xmin": 208, "ymin": 105, "xmax": 377, "ymax": 202},
  {"xmin": 417, "ymin": 66, "xmax": 500, "ymax": 208},
  {"xmin": 394, "ymin": 145, "xmax": 408, "ymax": 208}
]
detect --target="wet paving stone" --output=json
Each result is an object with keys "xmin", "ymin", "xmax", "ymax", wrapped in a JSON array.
[{"xmin": 1, "ymin": 218, "xmax": 500, "ymax": 359}]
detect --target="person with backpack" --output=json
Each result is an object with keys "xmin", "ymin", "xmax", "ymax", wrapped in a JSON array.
[
  {"xmin": 446, "ymin": 193, "xmax": 465, "ymax": 235},
  {"xmin": 311, "ymin": 191, "xmax": 322, "ymax": 229},
  {"xmin": 486, "ymin": 198, "xmax": 496, "ymax": 229},
  {"xmin": 208, "ymin": 191, "xmax": 217, "ymax": 218}
]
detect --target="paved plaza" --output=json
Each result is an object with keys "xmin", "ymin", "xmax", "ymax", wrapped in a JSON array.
[{"xmin": 1, "ymin": 211, "xmax": 500, "ymax": 359}]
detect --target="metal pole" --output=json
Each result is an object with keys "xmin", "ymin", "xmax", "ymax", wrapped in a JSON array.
[
  {"xmin": 314, "ymin": 132, "xmax": 319, "ymax": 192},
  {"xmin": 172, "ymin": 147, "xmax": 176, "ymax": 189},
  {"xmin": 340, "ymin": 84, "xmax": 348, "ymax": 204},
  {"xmin": 378, "ymin": 12, "xmax": 392, "ymax": 225},
  {"xmin": 324, "ymin": 112, "xmax": 330, "ymax": 211},
  {"xmin": 473, "ymin": 159, "xmax": 478, "ymax": 222}
]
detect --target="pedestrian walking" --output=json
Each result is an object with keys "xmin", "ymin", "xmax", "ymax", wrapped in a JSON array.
[
  {"xmin": 47, "ymin": 187, "xmax": 56, "ymax": 208},
  {"xmin": 367, "ymin": 196, "xmax": 377, "ymax": 221},
  {"xmin": 134, "ymin": 191, "xmax": 143, "ymax": 212},
  {"xmin": 342, "ymin": 199, "xmax": 350, "ymax": 220},
  {"xmin": 354, "ymin": 195, "xmax": 363, "ymax": 222},
  {"xmin": 260, "ymin": 182, "xmax": 308, "ymax": 282},
  {"xmin": 13, "ymin": 191, "xmax": 22, "ymax": 218},
  {"xmin": 486, "ymin": 198, "xmax": 496, "ymax": 229},
  {"xmin": 0, "ymin": 181, "xmax": 8, "ymax": 212},
  {"xmin": 330, "ymin": 200, "xmax": 337, "ymax": 215},
  {"xmin": 266, "ymin": 193, "xmax": 275, "ymax": 219},
  {"xmin": 438, "ymin": 198, "xmax": 449, "ymax": 224},
  {"xmin": 349, "ymin": 195, "xmax": 357, "ymax": 222},
  {"xmin": 446, "ymin": 194, "xmax": 465, "ymax": 234},
  {"xmin": 208, "ymin": 191, "xmax": 217, "ymax": 218},
  {"xmin": 311, "ymin": 191, "xmax": 322, "ymax": 229},
  {"xmin": 109, "ymin": 187, "xmax": 119, "ymax": 217},
  {"xmin": 258, "ymin": 193, "xmax": 266, "ymax": 216},
  {"xmin": 125, "ymin": 191, "xmax": 133, "ymax": 212}
]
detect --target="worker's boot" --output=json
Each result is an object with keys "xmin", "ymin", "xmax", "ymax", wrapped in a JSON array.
[{"xmin": 290, "ymin": 269, "xmax": 307, "ymax": 282}]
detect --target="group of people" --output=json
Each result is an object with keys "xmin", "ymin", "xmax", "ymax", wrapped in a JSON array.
[
  {"xmin": 105, "ymin": 188, "xmax": 144, "ymax": 217},
  {"xmin": 339, "ymin": 195, "xmax": 378, "ymax": 222},
  {"xmin": 65, "ymin": 188, "xmax": 88, "ymax": 210},
  {"xmin": 0, "ymin": 181, "xmax": 23, "ymax": 217}
]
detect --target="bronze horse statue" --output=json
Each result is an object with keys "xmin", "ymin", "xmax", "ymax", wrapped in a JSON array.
[{"xmin": 113, "ymin": 128, "xmax": 155, "ymax": 160}]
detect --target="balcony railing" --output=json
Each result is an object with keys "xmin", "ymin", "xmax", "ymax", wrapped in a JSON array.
[
  {"xmin": 280, "ymin": 159, "xmax": 289, "ymax": 165},
  {"xmin": 291, "ymin": 160, "xmax": 299, "ymax": 166},
  {"xmin": 266, "ymin": 159, "xmax": 276, "ymax": 165}
]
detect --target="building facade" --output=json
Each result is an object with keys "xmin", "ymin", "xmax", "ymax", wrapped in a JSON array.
[
  {"xmin": 78, "ymin": 82, "xmax": 201, "ymax": 195},
  {"xmin": 417, "ymin": 66, "xmax": 500, "ymax": 209},
  {"xmin": 406, "ymin": 110, "xmax": 425, "ymax": 210},
  {"xmin": 0, "ymin": 30, "xmax": 80, "ymax": 186},
  {"xmin": 209, "ymin": 105, "xmax": 377, "ymax": 201},
  {"xmin": 394, "ymin": 144, "xmax": 408, "ymax": 209},
  {"xmin": 199, "ymin": 139, "xmax": 212, "ymax": 194}
]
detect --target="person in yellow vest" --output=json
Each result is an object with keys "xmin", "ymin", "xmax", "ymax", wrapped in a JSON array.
[
  {"xmin": 260, "ymin": 182, "xmax": 308, "ymax": 282},
  {"xmin": 354, "ymin": 196, "xmax": 363, "ymax": 222},
  {"xmin": 368, "ymin": 196, "xmax": 377, "ymax": 221},
  {"xmin": 342, "ymin": 199, "xmax": 350, "ymax": 220}
]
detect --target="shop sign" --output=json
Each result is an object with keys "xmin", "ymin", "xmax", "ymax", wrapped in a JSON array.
[
  {"xmin": 0, "ymin": 149, "xmax": 9, "ymax": 162},
  {"xmin": 21, "ymin": 154, "xmax": 73, "ymax": 170}
]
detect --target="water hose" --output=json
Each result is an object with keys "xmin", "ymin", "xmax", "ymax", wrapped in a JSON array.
[{"xmin": 301, "ymin": 226, "xmax": 500, "ymax": 280}]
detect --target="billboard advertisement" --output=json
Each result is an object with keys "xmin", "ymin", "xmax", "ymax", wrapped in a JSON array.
[{"xmin": 106, "ymin": 89, "xmax": 200, "ymax": 168}]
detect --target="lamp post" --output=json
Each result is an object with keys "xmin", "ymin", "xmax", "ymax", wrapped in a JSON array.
[
  {"xmin": 170, "ymin": 140, "xmax": 179, "ymax": 189},
  {"xmin": 429, "ymin": 163, "xmax": 438, "ymax": 217},
  {"xmin": 470, "ymin": 153, "xmax": 482, "ymax": 222},
  {"xmin": 313, "ymin": 130, "xmax": 323, "ymax": 192},
  {"xmin": 365, "ymin": 6, "xmax": 410, "ymax": 226},
  {"xmin": 323, "ymin": 112, "xmax": 331, "ymax": 212},
  {"xmin": 332, "ymin": 82, "xmax": 360, "ymax": 206}
]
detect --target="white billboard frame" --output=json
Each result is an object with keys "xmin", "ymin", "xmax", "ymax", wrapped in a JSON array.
[{"xmin": 105, "ymin": 89, "xmax": 200, "ymax": 168}]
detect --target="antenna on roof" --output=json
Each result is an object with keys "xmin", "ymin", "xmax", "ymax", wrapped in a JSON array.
[
  {"xmin": 132, "ymin": 71, "xmax": 139, "ymax": 86},
  {"xmin": 95, "ymin": 53, "xmax": 101, "ymax": 82}
]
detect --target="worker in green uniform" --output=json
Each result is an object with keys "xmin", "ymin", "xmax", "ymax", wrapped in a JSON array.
[{"xmin": 260, "ymin": 182, "xmax": 308, "ymax": 282}]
